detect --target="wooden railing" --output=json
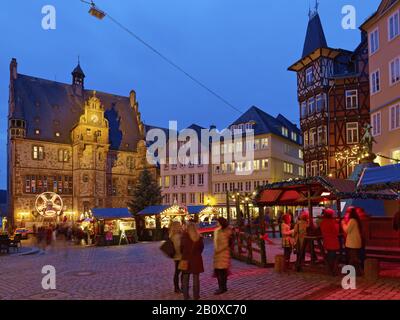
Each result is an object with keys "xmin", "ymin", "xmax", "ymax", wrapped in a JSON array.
[{"xmin": 230, "ymin": 229, "xmax": 268, "ymax": 267}]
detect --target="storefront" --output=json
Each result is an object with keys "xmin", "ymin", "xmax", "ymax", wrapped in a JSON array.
[{"xmin": 91, "ymin": 208, "xmax": 136, "ymax": 246}]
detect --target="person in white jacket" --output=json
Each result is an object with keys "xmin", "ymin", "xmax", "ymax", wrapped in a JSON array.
[{"xmin": 341, "ymin": 207, "xmax": 363, "ymax": 275}]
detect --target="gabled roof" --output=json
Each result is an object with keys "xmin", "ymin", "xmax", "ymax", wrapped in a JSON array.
[
  {"xmin": 229, "ymin": 106, "xmax": 301, "ymax": 145},
  {"xmin": 361, "ymin": 0, "xmax": 399, "ymax": 30},
  {"xmin": 11, "ymin": 73, "xmax": 142, "ymax": 152},
  {"xmin": 302, "ymin": 13, "xmax": 328, "ymax": 58}
]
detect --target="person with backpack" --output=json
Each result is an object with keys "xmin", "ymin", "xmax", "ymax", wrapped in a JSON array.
[
  {"xmin": 169, "ymin": 221, "xmax": 183, "ymax": 293},
  {"xmin": 213, "ymin": 217, "xmax": 232, "ymax": 295}
]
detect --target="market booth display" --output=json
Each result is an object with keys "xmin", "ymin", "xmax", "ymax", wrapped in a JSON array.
[
  {"xmin": 254, "ymin": 176, "xmax": 399, "ymax": 268},
  {"xmin": 137, "ymin": 205, "xmax": 189, "ymax": 241},
  {"xmin": 91, "ymin": 208, "xmax": 136, "ymax": 246},
  {"xmin": 137, "ymin": 205, "xmax": 220, "ymax": 240}
]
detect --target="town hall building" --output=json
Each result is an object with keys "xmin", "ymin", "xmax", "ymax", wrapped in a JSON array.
[{"xmin": 7, "ymin": 58, "xmax": 156, "ymax": 227}]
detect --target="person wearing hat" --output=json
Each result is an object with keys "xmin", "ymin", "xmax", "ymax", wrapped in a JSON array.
[
  {"xmin": 320, "ymin": 208, "xmax": 340, "ymax": 276},
  {"xmin": 213, "ymin": 217, "xmax": 232, "ymax": 295}
]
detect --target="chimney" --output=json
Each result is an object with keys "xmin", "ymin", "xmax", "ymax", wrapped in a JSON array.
[{"xmin": 10, "ymin": 58, "xmax": 17, "ymax": 81}]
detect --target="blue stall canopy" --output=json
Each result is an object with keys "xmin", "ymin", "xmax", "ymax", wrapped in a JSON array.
[
  {"xmin": 137, "ymin": 205, "xmax": 171, "ymax": 216},
  {"xmin": 92, "ymin": 208, "xmax": 134, "ymax": 220},
  {"xmin": 187, "ymin": 206, "xmax": 207, "ymax": 215},
  {"xmin": 358, "ymin": 164, "xmax": 400, "ymax": 191}
]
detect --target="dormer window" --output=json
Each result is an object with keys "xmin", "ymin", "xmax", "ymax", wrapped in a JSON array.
[{"xmin": 282, "ymin": 127, "xmax": 289, "ymax": 137}]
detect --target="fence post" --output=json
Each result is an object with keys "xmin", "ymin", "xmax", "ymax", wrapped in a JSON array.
[
  {"xmin": 258, "ymin": 206, "xmax": 267, "ymax": 267},
  {"xmin": 247, "ymin": 234, "xmax": 253, "ymax": 264}
]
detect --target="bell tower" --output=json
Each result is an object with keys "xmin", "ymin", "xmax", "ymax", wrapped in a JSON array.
[
  {"xmin": 72, "ymin": 91, "xmax": 109, "ymax": 213},
  {"xmin": 72, "ymin": 59, "xmax": 85, "ymax": 96}
]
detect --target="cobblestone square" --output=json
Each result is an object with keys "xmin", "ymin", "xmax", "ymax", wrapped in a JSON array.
[{"xmin": 0, "ymin": 240, "xmax": 399, "ymax": 300}]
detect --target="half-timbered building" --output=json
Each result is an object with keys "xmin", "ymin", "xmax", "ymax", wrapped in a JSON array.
[{"xmin": 288, "ymin": 8, "xmax": 371, "ymax": 179}]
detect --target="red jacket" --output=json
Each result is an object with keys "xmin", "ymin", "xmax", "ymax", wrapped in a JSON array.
[
  {"xmin": 181, "ymin": 232, "xmax": 204, "ymax": 274},
  {"xmin": 319, "ymin": 218, "xmax": 340, "ymax": 251}
]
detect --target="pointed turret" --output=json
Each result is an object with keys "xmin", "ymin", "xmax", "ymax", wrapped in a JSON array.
[
  {"xmin": 72, "ymin": 60, "xmax": 85, "ymax": 95},
  {"xmin": 302, "ymin": 7, "xmax": 327, "ymax": 58}
]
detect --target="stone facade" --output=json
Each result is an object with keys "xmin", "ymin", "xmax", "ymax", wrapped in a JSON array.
[{"xmin": 7, "ymin": 59, "xmax": 156, "ymax": 227}]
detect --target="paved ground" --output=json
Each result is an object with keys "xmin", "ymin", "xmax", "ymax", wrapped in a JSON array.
[{"xmin": 0, "ymin": 239, "xmax": 399, "ymax": 300}]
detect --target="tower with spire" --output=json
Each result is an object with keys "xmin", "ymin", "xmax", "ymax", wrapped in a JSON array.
[
  {"xmin": 72, "ymin": 59, "xmax": 85, "ymax": 95},
  {"xmin": 288, "ymin": 2, "xmax": 371, "ymax": 179}
]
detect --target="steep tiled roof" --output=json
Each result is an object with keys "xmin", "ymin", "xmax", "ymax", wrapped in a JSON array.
[
  {"xmin": 229, "ymin": 106, "xmax": 301, "ymax": 145},
  {"xmin": 11, "ymin": 74, "xmax": 142, "ymax": 152}
]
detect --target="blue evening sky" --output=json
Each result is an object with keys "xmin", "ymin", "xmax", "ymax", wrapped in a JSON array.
[{"xmin": 0, "ymin": 0, "xmax": 380, "ymax": 189}]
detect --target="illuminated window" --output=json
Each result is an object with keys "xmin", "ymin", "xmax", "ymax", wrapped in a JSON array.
[
  {"xmin": 164, "ymin": 176, "xmax": 170, "ymax": 188},
  {"xmin": 298, "ymin": 166, "xmax": 304, "ymax": 176},
  {"xmin": 58, "ymin": 149, "xmax": 70, "ymax": 162},
  {"xmin": 311, "ymin": 161, "xmax": 318, "ymax": 176},
  {"xmin": 319, "ymin": 160, "xmax": 328, "ymax": 176},
  {"xmin": 260, "ymin": 138, "xmax": 269, "ymax": 149},
  {"xmin": 283, "ymin": 162, "xmax": 294, "ymax": 174},
  {"xmin": 391, "ymin": 149, "xmax": 400, "ymax": 164},
  {"xmin": 281, "ymin": 127, "xmax": 289, "ymax": 137},
  {"xmin": 55, "ymin": 132, "xmax": 61, "ymax": 137},
  {"xmin": 261, "ymin": 159, "xmax": 269, "ymax": 170},
  {"xmin": 32, "ymin": 146, "xmax": 44, "ymax": 160}
]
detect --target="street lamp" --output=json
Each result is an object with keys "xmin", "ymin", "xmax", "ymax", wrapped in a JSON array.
[{"xmin": 81, "ymin": 0, "xmax": 106, "ymax": 20}]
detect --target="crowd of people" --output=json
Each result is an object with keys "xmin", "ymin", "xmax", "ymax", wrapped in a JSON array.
[
  {"xmin": 278, "ymin": 206, "xmax": 367, "ymax": 276},
  {"xmin": 167, "ymin": 217, "xmax": 232, "ymax": 300},
  {"xmin": 34, "ymin": 223, "xmax": 95, "ymax": 251}
]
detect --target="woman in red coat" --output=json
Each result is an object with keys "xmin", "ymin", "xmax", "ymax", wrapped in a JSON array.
[
  {"xmin": 319, "ymin": 208, "xmax": 340, "ymax": 276},
  {"xmin": 180, "ymin": 222, "xmax": 204, "ymax": 300}
]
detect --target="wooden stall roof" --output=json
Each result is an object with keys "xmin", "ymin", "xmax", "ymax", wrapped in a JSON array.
[{"xmin": 256, "ymin": 176, "xmax": 398, "ymax": 206}]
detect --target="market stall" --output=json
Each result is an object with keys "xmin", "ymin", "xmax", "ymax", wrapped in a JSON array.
[{"xmin": 91, "ymin": 208, "xmax": 136, "ymax": 246}]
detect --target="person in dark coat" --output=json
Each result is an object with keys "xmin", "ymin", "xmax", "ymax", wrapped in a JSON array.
[{"xmin": 180, "ymin": 222, "xmax": 204, "ymax": 300}]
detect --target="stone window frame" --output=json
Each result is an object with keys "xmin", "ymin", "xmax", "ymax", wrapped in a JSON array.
[{"xmin": 32, "ymin": 145, "xmax": 45, "ymax": 160}]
